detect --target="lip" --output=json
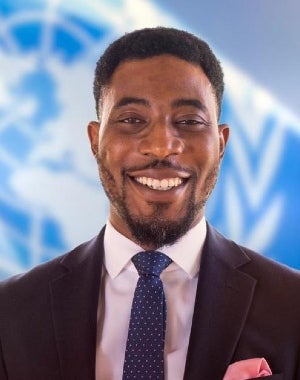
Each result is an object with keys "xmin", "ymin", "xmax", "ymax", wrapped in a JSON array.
[
  {"xmin": 128, "ymin": 168, "xmax": 191, "ymax": 181},
  {"xmin": 126, "ymin": 171, "xmax": 190, "ymax": 202}
]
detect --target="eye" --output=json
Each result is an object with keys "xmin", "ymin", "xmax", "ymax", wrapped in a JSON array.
[
  {"xmin": 119, "ymin": 117, "xmax": 145, "ymax": 124},
  {"xmin": 177, "ymin": 119, "xmax": 203, "ymax": 125},
  {"xmin": 113, "ymin": 115, "xmax": 147, "ymax": 134},
  {"xmin": 175, "ymin": 118, "xmax": 210, "ymax": 130}
]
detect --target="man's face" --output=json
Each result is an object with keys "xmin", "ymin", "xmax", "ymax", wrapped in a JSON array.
[{"xmin": 88, "ymin": 55, "xmax": 229, "ymax": 249}]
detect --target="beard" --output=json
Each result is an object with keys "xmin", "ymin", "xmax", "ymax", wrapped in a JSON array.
[{"xmin": 97, "ymin": 154, "xmax": 219, "ymax": 249}]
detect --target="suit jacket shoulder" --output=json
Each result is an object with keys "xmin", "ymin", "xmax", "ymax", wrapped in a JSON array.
[
  {"xmin": 0, "ymin": 228, "xmax": 105, "ymax": 380},
  {"xmin": 183, "ymin": 224, "xmax": 300, "ymax": 379}
]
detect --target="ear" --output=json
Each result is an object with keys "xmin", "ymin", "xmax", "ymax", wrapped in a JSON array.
[
  {"xmin": 87, "ymin": 121, "xmax": 100, "ymax": 156},
  {"xmin": 218, "ymin": 123, "xmax": 230, "ymax": 160}
]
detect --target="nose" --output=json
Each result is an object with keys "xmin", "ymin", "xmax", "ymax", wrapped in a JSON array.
[{"xmin": 139, "ymin": 123, "xmax": 184, "ymax": 159}]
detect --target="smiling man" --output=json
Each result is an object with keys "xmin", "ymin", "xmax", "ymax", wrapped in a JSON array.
[
  {"xmin": 1, "ymin": 27, "xmax": 300, "ymax": 380},
  {"xmin": 88, "ymin": 53, "xmax": 228, "ymax": 250}
]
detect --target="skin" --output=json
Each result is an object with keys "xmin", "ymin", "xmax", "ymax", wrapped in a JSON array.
[{"xmin": 88, "ymin": 54, "xmax": 229, "ymax": 250}]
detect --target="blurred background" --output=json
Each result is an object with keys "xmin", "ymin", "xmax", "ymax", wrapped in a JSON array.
[{"xmin": 0, "ymin": 0, "xmax": 299, "ymax": 279}]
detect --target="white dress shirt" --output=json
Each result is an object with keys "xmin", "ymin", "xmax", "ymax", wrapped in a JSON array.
[{"xmin": 95, "ymin": 218, "xmax": 207, "ymax": 380}]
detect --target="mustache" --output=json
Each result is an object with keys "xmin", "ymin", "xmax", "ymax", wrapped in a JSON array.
[{"xmin": 123, "ymin": 159, "xmax": 194, "ymax": 176}]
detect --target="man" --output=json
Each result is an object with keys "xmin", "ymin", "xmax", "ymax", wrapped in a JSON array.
[{"xmin": 0, "ymin": 27, "xmax": 299, "ymax": 380}]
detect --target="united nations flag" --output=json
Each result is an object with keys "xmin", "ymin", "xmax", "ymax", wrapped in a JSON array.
[{"xmin": 0, "ymin": 0, "xmax": 299, "ymax": 279}]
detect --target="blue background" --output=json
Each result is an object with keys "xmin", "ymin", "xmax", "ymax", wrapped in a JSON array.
[{"xmin": 0, "ymin": 0, "xmax": 299, "ymax": 279}]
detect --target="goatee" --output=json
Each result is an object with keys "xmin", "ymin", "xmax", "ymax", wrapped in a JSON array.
[{"xmin": 97, "ymin": 154, "xmax": 219, "ymax": 249}]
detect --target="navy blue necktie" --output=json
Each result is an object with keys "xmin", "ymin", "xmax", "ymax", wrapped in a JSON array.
[{"xmin": 122, "ymin": 251, "xmax": 172, "ymax": 380}]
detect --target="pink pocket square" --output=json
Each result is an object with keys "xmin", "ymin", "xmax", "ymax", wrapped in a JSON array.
[{"xmin": 223, "ymin": 358, "xmax": 272, "ymax": 379}]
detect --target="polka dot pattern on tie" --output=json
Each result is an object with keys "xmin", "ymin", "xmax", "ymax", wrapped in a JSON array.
[{"xmin": 122, "ymin": 251, "xmax": 172, "ymax": 380}]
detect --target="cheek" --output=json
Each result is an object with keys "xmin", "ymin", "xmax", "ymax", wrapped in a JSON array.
[
  {"xmin": 99, "ymin": 136, "xmax": 133, "ymax": 175},
  {"xmin": 191, "ymin": 135, "xmax": 221, "ymax": 170},
  {"xmin": 100, "ymin": 134, "xmax": 120, "ymax": 158},
  {"xmin": 207, "ymin": 140, "xmax": 222, "ymax": 164},
  {"xmin": 102, "ymin": 131, "xmax": 141, "ymax": 157}
]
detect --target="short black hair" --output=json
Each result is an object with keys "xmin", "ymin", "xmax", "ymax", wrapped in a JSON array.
[{"xmin": 93, "ymin": 27, "xmax": 224, "ymax": 119}]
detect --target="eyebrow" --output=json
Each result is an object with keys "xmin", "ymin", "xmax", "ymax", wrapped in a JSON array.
[
  {"xmin": 114, "ymin": 97, "xmax": 150, "ymax": 109},
  {"xmin": 113, "ymin": 97, "xmax": 208, "ymax": 113},
  {"xmin": 171, "ymin": 98, "xmax": 208, "ymax": 113}
]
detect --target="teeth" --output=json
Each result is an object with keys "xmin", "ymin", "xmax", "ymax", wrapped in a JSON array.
[{"xmin": 135, "ymin": 176, "xmax": 184, "ymax": 191}]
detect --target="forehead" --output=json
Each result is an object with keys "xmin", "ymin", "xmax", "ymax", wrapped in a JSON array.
[{"xmin": 105, "ymin": 55, "xmax": 216, "ymax": 110}]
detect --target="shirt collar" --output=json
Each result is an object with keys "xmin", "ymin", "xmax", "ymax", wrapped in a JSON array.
[{"xmin": 103, "ymin": 218, "xmax": 207, "ymax": 279}]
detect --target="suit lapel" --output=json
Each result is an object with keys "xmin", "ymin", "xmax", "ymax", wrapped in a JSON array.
[
  {"xmin": 49, "ymin": 228, "xmax": 105, "ymax": 380},
  {"xmin": 184, "ymin": 225, "xmax": 257, "ymax": 380},
  {"xmin": 48, "ymin": 224, "xmax": 257, "ymax": 379}
]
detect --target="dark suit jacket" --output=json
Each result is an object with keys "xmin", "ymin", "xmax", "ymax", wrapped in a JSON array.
[{"xmin": 0, "ymin": 224, "xmax": 299, "ymax": 379}]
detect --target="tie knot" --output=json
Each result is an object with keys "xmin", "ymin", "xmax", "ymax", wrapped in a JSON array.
[{"xmin": 132, "ymin": 251, "xmax": 172, "ymax": 277}]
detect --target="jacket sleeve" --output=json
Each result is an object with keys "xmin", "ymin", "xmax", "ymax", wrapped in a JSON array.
[{"xmin": 0, "ymin": 340, "xmax": 8, "ymax": 379}]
